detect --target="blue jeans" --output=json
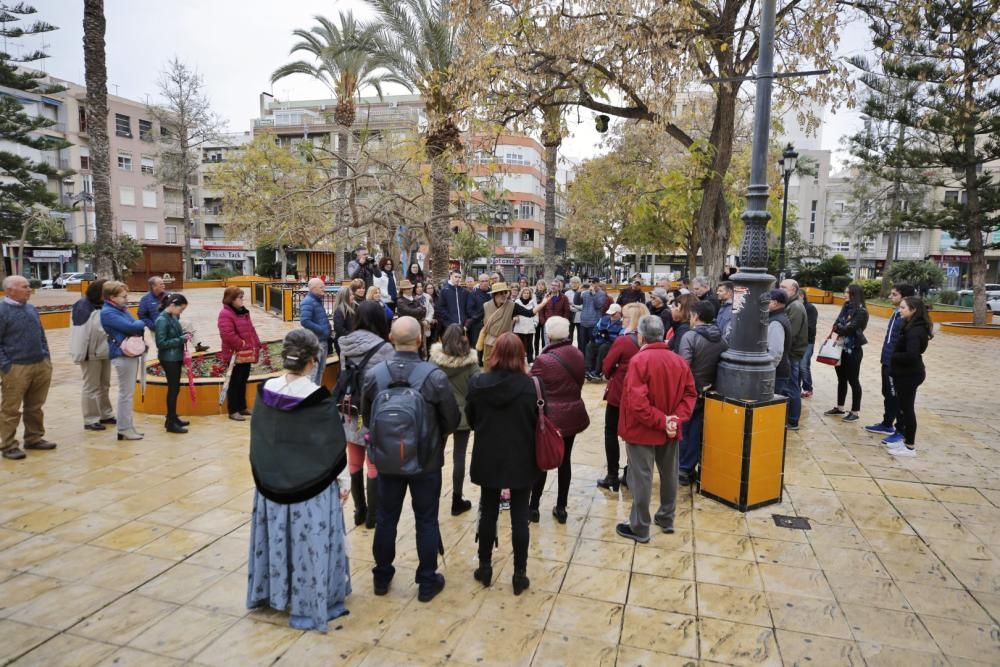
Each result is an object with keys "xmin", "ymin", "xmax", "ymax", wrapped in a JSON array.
[
  {"xmin": 799, "ymin": 343, "xmax": 814, "ymax": 392},
  {"xmin": 775, "ymin": 371, "xmax": 801, "ymax": 426},
  {"xmin": 679, "ymin": 402, "xmax": 704, "ymax": 474},
  {"xmin": 373, "ymin": 470, "xmax": 442, "ymax": 592}
]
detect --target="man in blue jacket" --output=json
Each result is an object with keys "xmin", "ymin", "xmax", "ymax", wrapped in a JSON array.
[
  {"xmin": 585, "ymin": 303, "xmax": 624, "ymax": 379},
  {"xmin": 436, "ymin": 270, "xmax": 470, "ymax": 331},
  {"xmin": 299, "ymin": 278, "xmax": 332, "ymax": 384},
  {"xmin": 865, "ymin": 283, "xmax": 916, "ymax": 445},
  {"xmin": 137, "ymin": 276, "xmax": 166, "ymax": 330}
]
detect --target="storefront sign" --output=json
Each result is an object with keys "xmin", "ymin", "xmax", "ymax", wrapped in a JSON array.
[
  {"xmin": 204, "ymin": 250, "xmax": 246, "ymax": 260},
  {"xmin": 33, "ymin": 250, "xmax": 73, "ymax": 259}
]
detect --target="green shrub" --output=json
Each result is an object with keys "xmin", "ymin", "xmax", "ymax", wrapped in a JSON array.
[
  {"xmin": 829, "ymin": 275, "xmax": 852, "ymax": 293},
  {"xmin": 28, "ymin": 279, "xmax": 42, "ymax": 289},
  {"xmin": 937, "ymin": 289, "xmax": 959, "ymax": 305},
  {"xmin": 206, "ymin": 267, "xmax": 240, "ymax": 280},
  {"xmin": 859, "ymin": 279, "xmax": 882, "ymax": 300}
]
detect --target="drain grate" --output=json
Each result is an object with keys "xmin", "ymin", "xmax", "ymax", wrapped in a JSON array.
[{"xmin": 772, "ymin": 514, "xmax": 811, "ymax": 530}]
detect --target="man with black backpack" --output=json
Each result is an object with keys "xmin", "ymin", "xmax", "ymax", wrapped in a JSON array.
[{"xmin": 361, "ymin": 316, "xmax": 460, "ymax": 603}]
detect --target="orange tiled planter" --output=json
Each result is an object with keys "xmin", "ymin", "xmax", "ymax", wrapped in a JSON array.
[
  {"xmin": 939, "ymin": 322, "xmax": 1000, "ymax": 337},
  {"xmin": 39, "ymin": 304, "xmax": 139, "ymax": 330},
  {"xmin": 134, "ymin": 351, "xmax": 339, "ymax": 416}
]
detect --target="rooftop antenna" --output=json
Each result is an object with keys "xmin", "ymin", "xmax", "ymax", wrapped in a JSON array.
[{"xmin": 112, "ymin": 83, "xmax": 119, "ymax": 96}]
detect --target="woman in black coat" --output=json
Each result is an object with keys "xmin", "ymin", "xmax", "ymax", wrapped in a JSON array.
[
  {"xmin": 466, "ymin": 332, "xmax": 540, "ymax": 596},
  {"xmin": 825, "ymin": 284, "xmax": 870, "ymax": 423},
  {"xmin": 888, "ymin": 296, "xmax": 932, "ymax": 458}
]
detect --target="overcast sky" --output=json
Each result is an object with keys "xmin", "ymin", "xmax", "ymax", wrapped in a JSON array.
[{"xmin": 33, "ymin": 0, "xmax": 870, "ymax": 168}]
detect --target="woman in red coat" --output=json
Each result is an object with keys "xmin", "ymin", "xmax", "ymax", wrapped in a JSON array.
[
  {"xmin": 218, "ymin": 286, "xmax": 262, "ymax": 421},
  {"xmin": 598, "ymin": 302, "xmax": 649, "ymax": 491},
  {"xmin": 529, "ymin": 316, "xmax": 590, "ymax": 523}
]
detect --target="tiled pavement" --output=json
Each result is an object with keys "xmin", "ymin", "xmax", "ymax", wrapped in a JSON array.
[{"xmin": 0, "ymin": 289, "xmax": 997, "ymax": 666}]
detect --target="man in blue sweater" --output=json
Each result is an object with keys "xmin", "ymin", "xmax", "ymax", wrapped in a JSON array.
[
  {"xmin": 137, "ymin": 276, "xmax": 166, "ymax": 330},
  {"xmin": 865, "ymin": 283, "xmax": 916, "ymax": 445},
  {"xmin": 0, "ymin": 276, "xmax": 56, "ymax": 460},
  {"xmin": 299, "ymin": 278, "xmax": 332, "ymax": 384}
]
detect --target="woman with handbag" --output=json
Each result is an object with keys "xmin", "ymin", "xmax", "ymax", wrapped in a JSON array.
[
  {"xmin": 100, "ymin": 280, "xmax": 147, "ymax": 441},
  {"xmin": 155, "ymin": 293, "xmax": 192, "ymax": 434},
  {"xmin": 466, "ymin": 332, "xmax": 541, "ymax": 595},
  {"xmin": 887, "ymin": 297, "xmax": 933, "ymax": 457},
  {"xmin": 218, "ymin": 287, "xmax": 262, "ymax": 422},
  {"xmin": 824, "ymin": 284, "xmax": 869, "ymax": 423},
  {"xmin": 528, "ymin": 316, "xmax": 590, "ymax": 524}
]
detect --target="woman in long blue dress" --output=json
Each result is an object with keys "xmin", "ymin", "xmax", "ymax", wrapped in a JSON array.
[{"xmin": 246, "ymin": 328, "xmax": 351, "ymax": 632}]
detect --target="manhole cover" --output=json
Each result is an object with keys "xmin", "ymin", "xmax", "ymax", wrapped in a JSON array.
[{"xmin": 772, "ymin": 515, "xmax": 811, "ymax": 530}]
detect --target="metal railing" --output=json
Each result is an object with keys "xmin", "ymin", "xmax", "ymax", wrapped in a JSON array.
[{"xmin": 290, "ymin": 287, "xmax": 339, "ymax": 320}]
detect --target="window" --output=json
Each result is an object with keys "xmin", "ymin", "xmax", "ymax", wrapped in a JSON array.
[
  {"xmin": 809, "ymin": 200, "xmax": 817, "ymax": 240},
  {"xmin": 144, "ymin": 222, "xmax": 159, "ymax": 241},
  {"xmin": 833, "ymin": 200, "xmax": 845, "ymax": 213},
  {"xmin": 117, "ymin": 152, "xmax": 132, "ymax": 171},
  {"xmin": 119, "ymin": 186, "xmax": 135, "ymax": 206},
  {"xmin": 165, "ymin": 225, "xmax": 177, "ymax": 244},
  {"xmin": 831, "ymin": 240, "xmax": 850, "ymax": 253},
  {"xmin": 522, "ymin": 229, "xmax": 534, "ymax": 246},
  {"xmin": 141, "ymin": 156, "xmax": 154, "ymax": 175},
  {"xmin": 78, "ymin": 107, "xmax": 87, "ymax": 133},
  {"xmin": 142, "ymin": 189, "xmax": 157, "ymax": 208},
  {"xmin": 115, "ymin": 113, "xmax": 131, "ymax": 137},
  {"xmin": 80, "ymin": 155, "xmax": 90, "ymax": 170},
  {"xmin": 944, "ymin": 190, "xmax": 968, "ymax": 205},
  {"xmin": 506, "ymin": 152, "xmax": 526, "ymax": 166},
  {"xmin": 121, "ymin": 221, "xmax": 137, "ymax": 239},
  {"xmin": 519, "ymin": 202, "xmax": 535, "ymax": 220},
  {"xmin": 138, "ymin": 119, "xmax": 153, "ymax": 141}
]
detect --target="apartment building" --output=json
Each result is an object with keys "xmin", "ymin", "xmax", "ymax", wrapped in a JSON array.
[{"xmin": 191, "ymin": 131, "xmax": 254, "ymax": 277}]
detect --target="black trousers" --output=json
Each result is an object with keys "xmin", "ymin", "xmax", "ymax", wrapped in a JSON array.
[
  {"xmin": 517, "ymin": 333, "xmax": 535, "ymax": 363},
  {"xmin": 893, "ymin": 371, "xmax": 925, "ymax": 445},
  {"xmin": 227, "ymin": 362, "xmax": 251, "ymax": 413},
  {"xmin": 585, "ymin": 341, "xmax": 611, "ymax": 374},
  {"xmin": 880, "ymin": 365, "xmax": 901, "ymax": 430},
  {"xmin": 530, "ymin": 434, "xmax": 576, "ymax": 510},
  {"xmin": 835, "ymin": 347, "xmax": 863, "ymax": 412},
  {"xmin": 478, "ymin": 486, "xmax": 530, "ymax": 571},
  {"xmin": 533, "ymin": 325, "xmax": 544, "ymax": 357},
  {"xmin": 373, "ymin": 470, "xmax": 442, "ymax": 590},
  {"xmin": 161, "ymin": 360, "xmax": 182, "ymax": 420},
  {"xmin": 604, "ymin": 404, "xmax": 621, "ymax": 477},
  {"xmin": 452, "ymin": 430, "xmax": 470, "ymax": 499}
]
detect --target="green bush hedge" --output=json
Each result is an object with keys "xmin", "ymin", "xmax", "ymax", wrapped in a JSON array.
[
  {"xmin": 937, "ymin": 289, "xmax": 959, "ymax": 305},
  {"xmin": 829, "ymin": 275, "xmax": 852, "ymax": 293},
  {"xmin": 859, "ymin": 279, "xmax": 882, "ymax": 300}
]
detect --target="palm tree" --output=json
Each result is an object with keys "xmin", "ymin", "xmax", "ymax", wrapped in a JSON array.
[
  {"xmin": 356, "ymin": 0, "xmax": 462, "ymax": 282},
  {"xmin": 83, "ymin": 0, "xmax": 113, "ymax": 278},
  {"xmin": 271, "ymin": 12, "xmax": 391, "ymax": 236}
]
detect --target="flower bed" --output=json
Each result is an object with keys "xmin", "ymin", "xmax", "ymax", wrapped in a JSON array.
[
  {"xmin": 146, "ymin": 341, "xmax": 282, "ymax": 378},
  {"xmin": 35, "ymin": 301, "xmax": 139, "ymax": 313}
]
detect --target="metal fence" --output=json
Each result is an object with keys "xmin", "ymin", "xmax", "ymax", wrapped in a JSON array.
[{"xmin": 290, "ymin": 287, "xmax": 339, "ymax": 320}]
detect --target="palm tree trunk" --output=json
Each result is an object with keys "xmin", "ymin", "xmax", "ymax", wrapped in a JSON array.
[
  {"xmin": 428, "ymin": 153, "xmax": 451, "ymax": 283},
  {"xmin": 83, "ymin": 0, "xmax": 113, "ymax": 279}
]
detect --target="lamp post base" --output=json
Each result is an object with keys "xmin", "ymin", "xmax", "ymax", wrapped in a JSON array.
[{"xmin": 714, "ymin": 269, "xmax": 776, "ymax": 403}]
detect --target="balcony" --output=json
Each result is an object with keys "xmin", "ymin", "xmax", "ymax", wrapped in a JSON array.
[{"xmin": 253, "ymin": 106, "xmax": 420, "ymax": 130}]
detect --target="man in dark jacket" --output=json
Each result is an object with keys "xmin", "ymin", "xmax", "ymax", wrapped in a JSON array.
[
  {"xmin": 437, "ymin": 270, "xmax": 469, "ymax": 330},
  {"xmin": 347, "ymin": 247, "xmax": 382, "ymax": 287},
  {"xmin": 465, "ymin": 274, "xmax": 494, "ymax": 363},
  {"xmin": 676, "ymin": 301, "xmax": 726, "ymax": 484},
  {"xmin": 800, "ymin": 293, "xmax": 818, "ymax": 397},
  {"xmin": 780, "ymin": 279, "xmax": 808, "ymax": 429},
  {"xmin": 138, "ymin": 276, "xmax": 166, "ymax": 330},
  {"xmin": 617, "ymin": 278, "xmax": 646, "ymax": 306},
  {"xmin": 865, "ymin": 283, "xmax": 916, "ymax": 445},
  {"xmin": 691, "ymin": 276, "xmax": 720, "ymax": 315},
  {"xmin": 767, "ymin": 290, "xmax": 793, "ymax": 411},
  {"xmin": 299, "ymin": 278, "xmax": 332, "ymax": 384},
  {"xmin": 361, "ymin": 316, "xmax": 460, "ymax": 603}
]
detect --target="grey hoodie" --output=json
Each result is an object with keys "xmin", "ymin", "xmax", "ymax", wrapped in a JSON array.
[
  {"xmin": 336, "ymin": 329, "xmax": 393, "ymax": 442},
  {"xmin": 677, "ymin": 323, "xmax": 727, "ymax": 393}
]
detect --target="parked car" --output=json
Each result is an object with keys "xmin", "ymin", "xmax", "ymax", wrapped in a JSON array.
[
  {"xmin": 56, "ymin": 272, "xmax": 96, "ymax": 287},
  {"xmin": 957, "ymin": 283, "xmax": 1000, "ymax": 298},
  {"xmin": 40, "ymin": 279, "xmax": 53, "ymax": 289}
]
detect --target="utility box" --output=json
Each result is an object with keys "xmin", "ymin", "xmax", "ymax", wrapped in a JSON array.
[{"xmin": 700, "ymin": 392, "xmax": 788, "ymax": 512}]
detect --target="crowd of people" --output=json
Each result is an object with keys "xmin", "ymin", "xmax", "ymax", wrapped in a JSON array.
[{"xmin": 0, "ymin": 257, "xmax": 936, "ymax": 635}]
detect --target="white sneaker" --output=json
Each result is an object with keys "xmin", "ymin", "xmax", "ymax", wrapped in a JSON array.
[{"xmin": 889, "ymin": 445, "xmax": 916, "ymax": 457}]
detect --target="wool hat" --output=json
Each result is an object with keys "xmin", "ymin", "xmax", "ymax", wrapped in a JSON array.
[{"xmin": 650, "ymin": 287, "xmax": 669, "ymax": 303}]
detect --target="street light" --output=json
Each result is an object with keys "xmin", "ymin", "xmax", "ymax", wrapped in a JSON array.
[
  {"xmin": 491, "ymin": 204, "xmax": 511, "ymax": 273},
  {"xmin": 777, "ymin": 143, "xmax": 798, "ymax": 281},
  {"xmin": 63, "ymin": 178, "xmax": 94, "ymax": 271}
]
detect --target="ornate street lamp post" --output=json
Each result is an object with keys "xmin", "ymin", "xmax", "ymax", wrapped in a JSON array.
[{"xmin": 777, "ymin": 143, "xmax": 798, "ymax": 282}]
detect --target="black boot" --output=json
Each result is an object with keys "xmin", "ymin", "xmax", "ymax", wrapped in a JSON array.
[
  {"xmin": 173, "ymin": 416, "xmax": 190, "ymax": 427},
  {"xmin": 473, "ymin": 562, "xmax": 493, "ymax": 587},
  {"xmin": 350, "ymin": 472, "xmax": 366, "ymax": 526},
  {"xmin": 596, "ymin": 474, "xmax": 620, "ymax": 491},
  {"xmin": 451, "ymin": 496, "xmax": 472, "ymax": 516},
  {"xmin": 365, "ymin": 479, "xmax": 379, "ymax": 529},
  {"xmin": 512, "ymin": 569, "xmax": 530, "ymax": 595},
  {"xmin": 165, "ymin": 418, "xmax": 187, "ymax": 434}
]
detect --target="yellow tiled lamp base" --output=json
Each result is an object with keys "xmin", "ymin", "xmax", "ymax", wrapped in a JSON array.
[{"xmin": 700, "ymin": 392, "xmax": 788, "ymax": 512}]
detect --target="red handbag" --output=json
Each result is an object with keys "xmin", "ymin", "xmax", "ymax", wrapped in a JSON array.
[{"xmin": 532, "ymin": 377, "xmax": 565, "ymax": 470}]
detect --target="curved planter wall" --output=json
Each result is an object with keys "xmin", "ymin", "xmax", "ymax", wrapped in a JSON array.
[
  {"xmin": 39, "ymin": 305, "xmax": 139, "ymax": 330},
  {"xmin": 133, "ymin": 355, "xmax": 339, "ymax": 416}
]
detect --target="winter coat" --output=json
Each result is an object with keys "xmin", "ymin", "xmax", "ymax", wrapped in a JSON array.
[
  {"xmin": 429, "ymin": 343, "xmax": 480, "ymax": 432},
  {"xmin": 677, "ymin": 323, "xmax": 727, "ymax": 393},
  {"xmin": 155, "ymin": 312, "xmax": 187, "ymax": 363},
  {"xmin": 347, "ymin": 258, "xmax": 381, "ymax": 288},
  {"xmin": 217, "ymin": 305, "xmax": 261, "ymax": 366},
  {"xmin": 833, "ymin": 302, "xmax": 869, "ymax": 352},
  {"xmin": 890, "ymin": 320, "xmax": 930, "ymax": 380},
  {"xmin": 576, "ymin": 289, "xmax": 606, "ymax": 327},
  {"xmin": 601, "ymin": 331, "xmax": 641, "ymax": 407},
  {"xmin": 332, "ymin": 306, "xmax": 355, "ymax": 349},
  {"xmin": 337, "ymin": 328, "xmax": 394, "ymax": 443},
  {"xmin": 466, "ymin": 370, "xmax": 541, "ymax": 490},
  {"xmin": 785, "ymin": 297, "xmax": 809, "ymax": 359},
  {"xmin": 70, "ymin": 299, "xmax": 108, "ymax": 363},
  {"xmin": 437, "ymin": 283, "xmax": 471, "ymax": 329},
  {"xmin": 667, "ymin": 320, "xmax": 690, "ymax": 353},
  {"xmin": 538, "ymin": 292, "xmax": 572, "ymax": 326},
  {"xmin": 299, "ymin": 292, "xmax": 331, "ymax": 342},
  {"xmin": 101, "ymin": 302, "xmax": 147, "ymax": 360},
  {"xmin": 592, "ymin": 315, "xmax": 623, "ymax": 346},
  {"xmin": 617, "ymin": 287, "xmax": 646, "ymax": 306},
  {"xmin": 768, "ymin": 310, "xmax": 792, "ymax": 379},
  {"xmin": 529, "ymin": 339, "xmax": 590, "ymax": 436},
  {"xmin": 373, "ymin": 270, "xmax": 398, "ymax": 305},
  {"xmin": 618, "ymin": 342, "xmax": 697, "ymax": 446},
  {"xmin": 804, "ymin": 300, "xmax": 818, "ymax": 345},
  {"xmin": 716, "ymin": 302, "xmax": 734, "ymax": 342},
  {"xmin": 395, "ymin": 295, "xmax": 427, "ymax": 321},
  {"xmin": 138, "ymin": 290, "xmax": 165, "ymax": 330},
  {"xmin": 513, "ymin": 297, "xmax": 538, "ymax": 334}
]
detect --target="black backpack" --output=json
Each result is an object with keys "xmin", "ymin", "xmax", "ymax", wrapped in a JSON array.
[{"xmin": 333, "ymin": 341, "xmax": 387, "ymax": 421}]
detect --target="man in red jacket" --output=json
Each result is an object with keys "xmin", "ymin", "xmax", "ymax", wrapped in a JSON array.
[{"xmin": 616, "ymin": 315, "xmax": 697, "ymax": 543}]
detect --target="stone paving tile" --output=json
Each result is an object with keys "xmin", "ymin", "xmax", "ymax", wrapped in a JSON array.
[{"xmin": 1, "ymin": 291, "xmax": 999, "ymax": 665}]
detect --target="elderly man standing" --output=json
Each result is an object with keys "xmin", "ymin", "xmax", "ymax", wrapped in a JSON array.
[
  {"xmin": 0, "ymin": 276, "xmax": 56, "ymax": 460},
  {"xmin": 691, "ymin": 276, "xmax": 721, "ymax": 315},
  {"xmin": 615, "ymin": 316, "xmax": 696, "ymax": 543},
  {"xmin": 138, "ymin": 276, "xmax": 166, "ymax": 330},
  {"xmin": 780, "ymin": 279, "xmax": 808, "ymax": 430},
  {"xmin": 299, "ymin": 278, "xmax": 332, "ymax": 384}
]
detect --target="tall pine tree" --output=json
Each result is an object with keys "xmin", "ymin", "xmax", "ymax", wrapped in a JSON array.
[{"xmin": 0, "ymin": 2, "xmax": 69, "ymax": 279}]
